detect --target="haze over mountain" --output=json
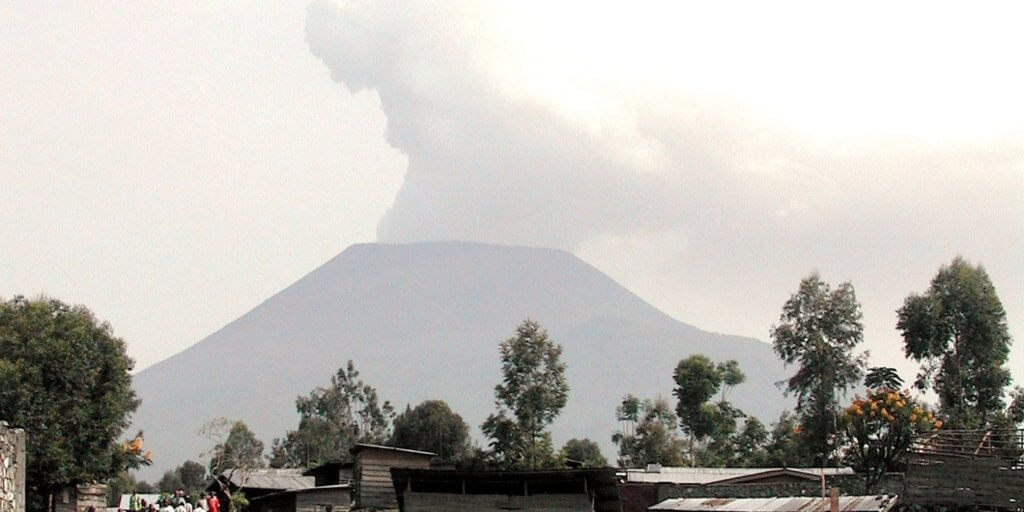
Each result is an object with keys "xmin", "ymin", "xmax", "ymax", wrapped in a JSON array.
[{"xmin": 131, "ymin": 241, "xmax": 788, "ymax": 479}]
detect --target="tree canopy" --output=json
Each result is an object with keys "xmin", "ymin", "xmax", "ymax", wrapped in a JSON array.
[
  {"xmin": 771, "ymin": 273, "xmax": 866, "ymax": 464},
  {"xmin": 673, "ymin": 355, "xmax": 746, "ymax": 464},
  {"xmin": 389, "ymin": 400, "xmax": 470, "ymax": 463},
  {"xmin": 0, "ymin": 296, "xmax": 144, "ymax": 510},
  {"xmin": 612, "ymin": 396, "xmax": 686, "ymax": 467},
  {"xmin": 271, "ymin": 360, "xmax": 394, "ymax": 467},
  {"xmin": 559, "ymin": 438, "xmax": 608, "ymax": 467},
  {"xmin": 897, "ymin": 256, "xmax": 1012, "ymax": 428},
  {"xmin": 481, "ymin": 320, "xmax": 569, "ymax": 469}
]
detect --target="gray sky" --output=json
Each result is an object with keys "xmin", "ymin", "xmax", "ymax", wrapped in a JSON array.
[{"xmin": 2, "ymin": 1, "xmax": 1022, "ymax": 390}]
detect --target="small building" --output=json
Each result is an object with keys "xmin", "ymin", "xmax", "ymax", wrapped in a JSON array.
[
  {"xmin": 54, "ymin": 484, "xmax": 107, "ymax": 512},
  {"xmin": 303, "ymin": 463, "xmax": 354, "ymax": 488},
  {"xmin": 390, "ymin": 468, "xmax": 622, "ymax": 512},
  {"xmin": 350, "ymin": 444, "xmax": 434, "ymax": 510},
  {"xmin": 209, "ymin": 468, "xmax": 315, "ymax": 502},
  {"xmin": 622, "ymin": 467, "xmax": 854, "ymax": 486},
  {"xmin": 649, "ymin": 495, "xmax": 898, "ymax": 512},
  {"xmin": 247, "ymin": 485, "xmax": 352, "ymax": 512}
]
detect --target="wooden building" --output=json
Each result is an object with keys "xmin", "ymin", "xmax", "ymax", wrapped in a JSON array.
[
  {"xmin": 389, "ymin": 468, "xmax": 621, "ymax": 512},
  {"xmin": 247, "ymin": 485, "xmax": 352, "ymax": 512},
  {"xmin": 303, "ymin": 463, "xmax": 354, "ymax": 488},
  {"xmin": 208, "ymin": 468, "xmax": 314, "ymax": 502},
  {"xmin": 350, "ymin": 444, "xmax": 434, "ymax": 510}
]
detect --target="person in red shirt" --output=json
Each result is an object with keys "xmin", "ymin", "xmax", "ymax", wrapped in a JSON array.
[{"xmin": 206, "ymin": 494, "xmax": 220, "ymax": 512}]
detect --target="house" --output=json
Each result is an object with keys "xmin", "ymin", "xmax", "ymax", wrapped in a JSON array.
[
  {"xmin": 53, "ymin": 484, "xmax": 107, "ymax": 512},
  {"xmin": 248, "ymin": 444, "xmax": 435, "ymax": 512},
  {"xmin": 349, "ymin": 444, "xmax": 435, "ymax": 510},
  {"xmin": 622, "ymin": 467, "xmax": 854, "ymax": 486},
  {"xmin": 648, "ymin": 495, "xmax": 898, "ymax": 512},
  {"xmin": 389, "ymin": 468, "xmax": 621, "ymax": 512},
  {"xmin": 208, "ymin": 468, "xmax": 315, "ymax": 502},
  {"xmin": 303, "ymin": 462, "xmax": 354, "ymax": 487},
  {"xmin": 617, "ymin": 467, "xmax": 857, "ymax": 512},
  {"xmin": 244, "ymin": 485, "xmax": 352, "ymax": 512}
]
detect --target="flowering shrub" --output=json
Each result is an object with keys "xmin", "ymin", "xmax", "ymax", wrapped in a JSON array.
[{"xmin": 841, "ymin": 388, "xmax": 940, "ymax": 491}]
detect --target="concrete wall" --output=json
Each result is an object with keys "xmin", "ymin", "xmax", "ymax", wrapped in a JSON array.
[{"xmin": 0, "ymin": 421, "xmax": 27, "ymax": 512}]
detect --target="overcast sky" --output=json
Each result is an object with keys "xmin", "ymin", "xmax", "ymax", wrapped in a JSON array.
[{"xmin": 2, "ymin": 1, "xmax": 1022, "ymax": 389}]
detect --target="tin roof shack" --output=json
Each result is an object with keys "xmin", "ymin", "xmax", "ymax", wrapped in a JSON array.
[
  {"xmin": 351, "ymin": 444, "xmax": 434, "ymax": 510},
  {"xmin": 248, "ymin": 485, "xmax": 353, "ymax": 512},
  {"xmin": 390, "ymin": 468, "xmax": 621, "ymax": 512},
  {"xmin": 618, "ymin": 468, "xmax": 858, "ymax": 512},
  {"xmin": 648, "ymin": 495, "xmax": 898, "ymax": 512},
  {"xmin": 209, "ymin": 468, "xmax": 315, "ymax": 502},
  {"xmin": 303, "ymin": 463, "xmax": 354, "ymax": 487}
]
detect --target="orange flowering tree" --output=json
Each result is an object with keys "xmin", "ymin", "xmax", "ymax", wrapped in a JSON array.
[{"xmin": 841, "ymin": 388, "xmax": 941, "ymax": 491}]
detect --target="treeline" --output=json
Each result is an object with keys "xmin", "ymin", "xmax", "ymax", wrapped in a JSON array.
[{"xmin": 3, "ymin": 256, "xmax": 1018, "ymax": 510}]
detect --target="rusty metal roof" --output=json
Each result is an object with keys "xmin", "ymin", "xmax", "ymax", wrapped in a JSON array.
[{"xmin": 649, "ymin": 495, "xmax": 898, "ymax": 512}]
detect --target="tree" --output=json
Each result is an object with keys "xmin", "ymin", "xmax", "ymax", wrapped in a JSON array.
[
  {"xmin": 559, "ymin": 438, "xmax": 608, "ymax": 467},
  {"xmin": 841, "ymin": 384, "xmax": 940, "ymax": 492},
  {"xmin": 0, "ymin": 296, "xmax": 146, "ymax": 512},
  {"xmin": 673, "ymin": 356, "xmax": 746, "ymax": 465},
  {"xmin": 771, "ymin": 273, "xmax": 867, "ymax": 464},
  {"xmin": 481, "ymin": 320, "xmax": 569, "ymax": 469},
  {"xmin": 612, "ymin": 397, "xmax": 687, "ymax": 467},
  {"xmin": 156, "ymin": 460, "xmax": 207, "ymax": 496},
  {"xmin": 897, "ymin": 257, "xmax": 1012, "ymax": 429},
  {"xmin": 389, "ymin": 400, "xmax": 470, "ymax": 463},
  {"xmin": 732, "ymin": 417, "xmax": 769, "ymax": 466},
  {"xmin": 202, "ymin": 418, "xmax": 264, "ymax": 512},
  {"xmin": 272, "ymin": 360, "xmax": 395, "ymax": 467}
]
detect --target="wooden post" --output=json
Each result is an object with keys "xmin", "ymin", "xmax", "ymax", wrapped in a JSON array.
[{"xmin": 829, "ymin": 487, "xmax": 839, "ymax": 512}]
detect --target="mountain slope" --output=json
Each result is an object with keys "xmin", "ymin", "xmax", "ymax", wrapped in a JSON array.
[{"xmin": 131, "ymin": 241, "xmax": 788, "ymax": 478}]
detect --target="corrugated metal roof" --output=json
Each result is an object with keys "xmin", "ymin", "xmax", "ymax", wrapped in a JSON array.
[
  {"xmin": 219, "ymin": 468, "xmax": 314, "ymax": 490},
  {"xmin": 650, "ymin": 495, "xmax": 898, "ymax": 512},
  {"xmin": 624, "ymin": 467, "xmax": 854, "ymax": 485},
  {"xmin": 116, "ymin": 494, "xmax": 161, "ymax": 510}
]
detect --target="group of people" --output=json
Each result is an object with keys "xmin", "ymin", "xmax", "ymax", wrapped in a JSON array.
[{"xmin": 128, "ymin": 490, "xmax": 221, "ymax": 512}]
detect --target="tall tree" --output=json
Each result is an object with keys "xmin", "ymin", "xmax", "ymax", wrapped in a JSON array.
[
  {"xmin": 559, "ymin": 438, "xmax": 608, "ymax": 467},
  {"xmin": 673, "ymin": 356, "xmax": 746, "ymax": 465},
  {"xmin": 771, "ymin": 273, "xmax": 866, "ymax": 464},
  {"xmin": 202, "ymin": 418, "xmax": 264, "ymax": 512},
  {"xmin": 389, "ymin": 400, "xmax": 470, "ymax": 463},
  {"xmin": 481, "ymin": 320, "xmax": 569, "ymax": 469},
  {"xmin": 0, "ymin": 296, "xmax": 146, "ymax": 512},
  {"xmin": 612, "ymin": 397, "xmax": 687, "ymax": 467},
  {"xmin": 272, "ymin": 360, "xmax": 395, "ymax": 467},
  {"xmin": 897, "ymin": 256, "xmax": 1012, "ymax": 428}
]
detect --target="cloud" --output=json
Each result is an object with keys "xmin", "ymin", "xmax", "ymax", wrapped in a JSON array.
[{"xmin": 305, "ymin": 0, "xmax": 1024, "ymax": 378}]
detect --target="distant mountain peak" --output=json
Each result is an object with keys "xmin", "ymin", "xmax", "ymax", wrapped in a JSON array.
[{"xmin": 131, "ymin": 241, "xmax": 786, "ymax": 479}]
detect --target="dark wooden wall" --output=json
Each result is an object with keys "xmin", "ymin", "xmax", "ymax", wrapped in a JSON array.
[{"xmin": 906, "ymin": 452, "xmax": 1024, "ymax": 508}]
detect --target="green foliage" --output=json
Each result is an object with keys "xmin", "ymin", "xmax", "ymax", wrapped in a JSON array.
[
  {"xmin": 673, "ymin": 356, "xmax": 747, "ymax": 463},
  {"xmin": 389, "ymin": 400, "xmax": 470, "ymax": 463},
  {"xmin": 612, "ymin": 396, "xmax": 686, "ymax": 467},
  {"xmin": 106, "ymin": 472, "xmax": 156, "ymax": 507},
  {"xmin": 748, "ymin": 411, "xmax": 809, "ymax": 467},
  {"xmin": 271, "ymin": 360, "xmax": 395, "ymax": 467},
  {"xmin": 481, "ymin": 320, "xmax": 569, "ymax": 469},
  {"xmin": 157, "ymin": 470, "xmax": 185, "ymax": 493},
  {"xmin": 864, "ymin": 367, "xmax": 903, "ymax": 391},
  {"xmin": 156, "ymin": 460, "xmax": 207, "ymax": 496},
  {"xmin": 559, "ymin": 438, "xmax": 608, "ymax": 467},
  {"xmin": 771, "ymin": 273, "xmax": 866, "ymax": 464},
  {"xmin": 203, "ymin": 419, "xmax": 265, "ymax": 475},
  {"xmin": 841, "ymin": 388, "xmax": 939, "ymax": 492},
  {"xmin": 897, "ymin": 256, "xmax": 1012, "ymax": 429},
  {"xmin": 0, "ymin": 296, "xmax": 142, "ymax": 509}
]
